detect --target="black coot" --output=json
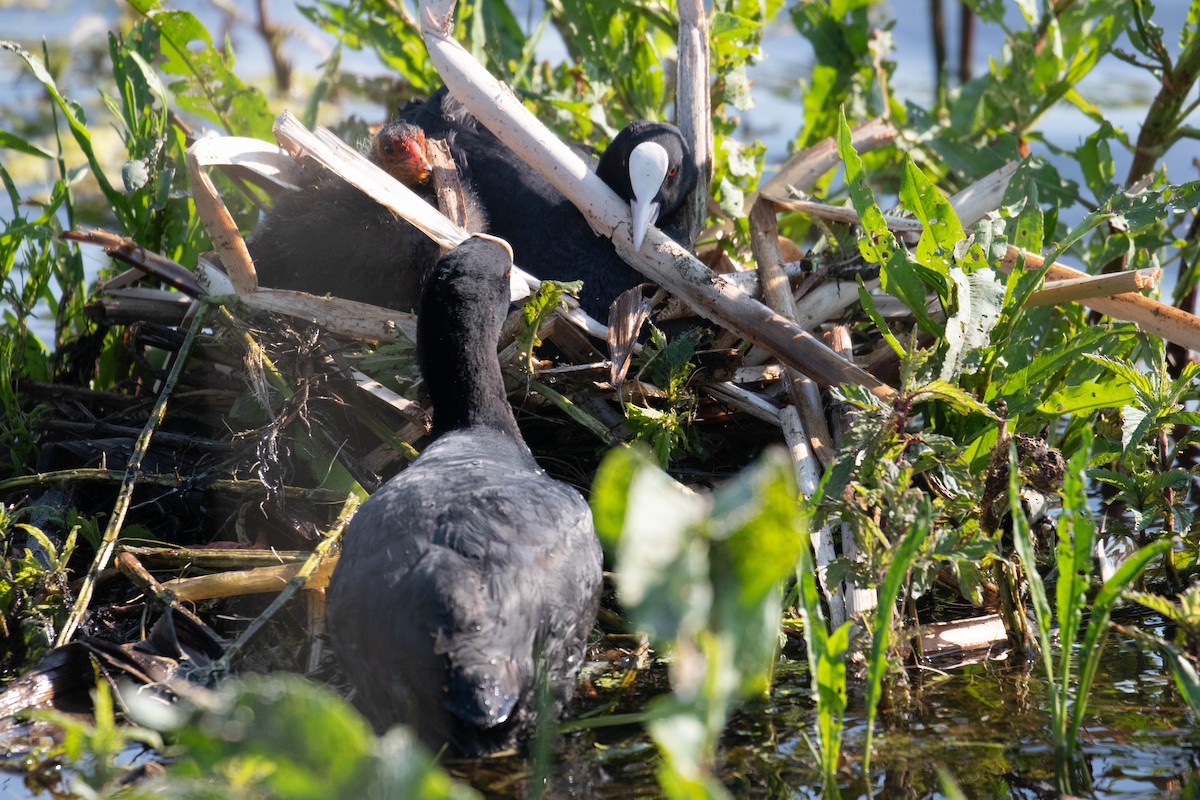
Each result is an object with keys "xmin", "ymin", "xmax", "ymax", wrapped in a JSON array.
[
  {"xmin": 326, "ymin": 235, "xmax": 603, "ymax": 755},
  {"xmin": 247, "ymin": 120, "xmax": 486, "ymax": 312},
  {"xmin": 402, "ymin": 90, "xmax": 699, "ymax": 321}
]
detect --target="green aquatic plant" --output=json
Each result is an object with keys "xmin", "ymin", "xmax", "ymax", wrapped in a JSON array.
[
  {"xmin": 28, "ymin": 680, "xmax": 163, "ymax": 798},
  {"xmin": 624, "ymin": 326, "xmax": 706, "ymax": 467},
  {"xmin": 591, "ymin": 445, "xmax": 805, "ymax": 798},
  {"xmin": 1122, "ymin": 583, "xmax": 1200, "ymax": 718},
  {"xmin": 0, "ymin": 508, "xmax": 77, "ymax": 671},
  {"xmin": 124, "ymin": 673, "xmax": 477, "ymax": 800},
  {"xmin": 1007, "ymin": 430, "xmax": 1171, "ymax": 795},
  {"xmin": 794, "ymin": 528, "xmax": 850, "ymax": 796},
  {"xmin": 1087, "ymin": 337, "xmax": 1200, "ymax": 553}
]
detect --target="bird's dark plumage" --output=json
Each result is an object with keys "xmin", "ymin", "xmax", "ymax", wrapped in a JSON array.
[
  {"xmin": 402, "ymin": 89, "xmax": 700, "ymax": 321},
  {"xmin": 247, "ymin": 120, "xmax": 486, "ymax": 312},
  {"xmin": 326, "ymin": 236, "xmax": 603, "ymax": 755}
]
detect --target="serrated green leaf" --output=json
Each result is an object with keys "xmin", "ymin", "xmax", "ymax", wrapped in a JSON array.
[
  {"xmin": 911, "ymin": 378, "xmax": 998, "ymax": 419},
  {"xmin": 128, "ymin": 4, "xmax": 274, "ymax": 139},
  {"xmin": 902, "ymin": 156, "xmax": 964, "ymax": 281}
]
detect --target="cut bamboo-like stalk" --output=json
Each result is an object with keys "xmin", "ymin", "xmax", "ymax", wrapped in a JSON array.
[
  {"xmin": 999, "ymin": 247, "xmax": 1200, "ymax": 350},
  {"xmin": 1026, "ymin": 267, "xmax": 1161, "ymax": 307},
  {"xmin": 161, "ymin": 560, "xmax": 337, "ymax": 601},
  {"xmin": 701, "ymin": 383, "xmax": 780, "ymax": 425},
  {"xmin": 242, "ymin": 287, "xmax": 418, "ymax": 342},
  {"xmin": 118, "ymin": 545, "xmax": 311, "ymax": 570},
  {"xmin": 418, "ymin": 0, "xmax": 894, "ymax": 399},
  {"xmin": 779, "ymin": 404, "xmax": 844, "ymax": 625},
  {"xmin": 749, "ymin": 198, "xmax": 834, "ymax": 467}
]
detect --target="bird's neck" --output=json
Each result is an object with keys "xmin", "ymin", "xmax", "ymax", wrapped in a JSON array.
[{"xmin": 423, "ymin": 326, "xmax": 523, "ymax": 442}]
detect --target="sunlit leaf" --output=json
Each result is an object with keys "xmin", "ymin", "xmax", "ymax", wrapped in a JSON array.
[{"xmin": 1038, "ymin": 379, "xmax": 1136, "ymax": 414}]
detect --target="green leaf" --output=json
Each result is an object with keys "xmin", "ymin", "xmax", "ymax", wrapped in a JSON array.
[
  {"xmin": 590, "ymin": 446, "xmax": 710, "ymax": 643},
  {"xmin": 857, "ymin": 281, "xmax": 905, "ymax": 357},
  {"xmin": 0, "ymin": 130, "xmax": 54, "ymax": 159},
  {"xmin": 911, "ymin": 378, "xmax": 998, "ymax": 419},
  {"xmin": 1127, "ymin": 630, "xmax": 1200, "ymax": 718},
  {"xmin": 1070, "ymin": 536, "xmax": 1172, "ymax": 745},
  {"xmin": 939, "ymin": 267, "xmax": 1004, "ymax": 382},
  {"xmin": 1055, "ymin": 429, "xmax": 1097, "ymax": 653},
  {"xmin": 1008, "ymin": 443, "xmax": 1055, "ymax": 671},
  {"xmin": 1038, "ymin": 379, "xmax": 1136, "ymax": 414},
  {"xmin": 902, "ymin": 156, "xmax": 964, "ymax": 282},
  {"xmin": 795, "ymin": 520, "xmax": 849, "ymax": 785},
  {"xmin": 0, "ymin": 41, "xmax": 128, "ymax": 221},
  {"xmin": 518, "ymin": 279, "xmax": 580, "ymax": 371},
  {"xmin": 709, "ymin": 448, "xmax": 804, "ymax": 606},
  {"xmin": 863, "ymin": 499, "xmax": 931, "ymax": 773},
  {"xmin": 837, "ymin": 111, "xmax": 943, "ymax": 335},
  {"xmin": 127, "ymin": 3, "xmax": 274, "ymax": 139}
]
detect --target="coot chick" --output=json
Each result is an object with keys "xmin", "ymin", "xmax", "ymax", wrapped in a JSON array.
[
  {"xmin": 326, "ymin": 235, "xmax": 603, "ymax": 755},
  {"xmin": 402, "ymin": 90, "xmax": 699, "ymax": 321},
  {"xmin": 247, "ymin": 120, "xmax": 485, "ymax": 311}
]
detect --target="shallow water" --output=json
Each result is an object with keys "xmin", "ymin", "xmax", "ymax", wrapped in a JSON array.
[
  {"xmin": 3, "ymin": 635, "xmax": 1197, "ymax": 799},
  {"xmin": 423, "ymin": 625, "xmax": 1200, "ymax": 799}
]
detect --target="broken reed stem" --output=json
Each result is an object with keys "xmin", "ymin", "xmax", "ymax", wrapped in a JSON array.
[
  {"xmin": 222, "ymin": 491, "xmax": 363, "ymax": 664},
  {"xmin": 1025, "ymin": 267, "xmax": 1161, "ymax": 307},
  {"xmin": 115, "ymin": 552, "xmax": 225, "ymax": 644},
  {"xmin": 676, "ymin": 0, "xmax": 712, "ymax": 247},
  {"xmin": 749, "ymin": 198, "xmax": 835, "ymax": 467},
  {"xmin": 825, "ymin": 325, "xmax": 878, "ymax": 621},
  {"xmin": 62, "ymin": 228, "xmax": 204, "ymax": 297},
  {"xmin": 57, "ymin": 304, "xmax": 212, "ymax": 646},
  {"xmin": 759, "ymin": 117, "xmax": 896, "ymax": 201},
  {"xmin": 0, "ymin": 468, "xmax": 348, "ymax": 503},
  {"xmin": 161, "ymin": 561, "xmax": 337, "ymax": 602},
  {"xmin": 118, "ymin": 545, "xmax": 312, "ymax": 570},
  {"xmin": 998, "ymin": 247, "xmax": 1200, "ymax": 351}
]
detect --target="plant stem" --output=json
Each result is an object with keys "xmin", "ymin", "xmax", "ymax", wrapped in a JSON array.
[{"xmin": 56, "ymin": 304, "xmax": 211, "ymax": 646}]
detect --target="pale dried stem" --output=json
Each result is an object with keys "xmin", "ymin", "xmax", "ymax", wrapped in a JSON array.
[
  {"xmin": 759, "ymin": 117, "xmax": 897, "ymax": 201},
  {"xmin": 676, "ymin": 0, "xmax": 712, "ymax": 247},
  {"xmin": 826, "ymin": 325, "xmax": 877, "ymax": 621},
  {"xmin": 1026, "ymin": 267, "xmax": 1161, "ymax": 308},
  {"xmin": 749, "ymin": 199, "xmax": 835, "ymax": 467}
]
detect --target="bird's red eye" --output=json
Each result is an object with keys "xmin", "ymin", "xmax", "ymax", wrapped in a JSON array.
[{"xmin": 667, "ymin": 166, "xmax": 678, "ymax": 177}]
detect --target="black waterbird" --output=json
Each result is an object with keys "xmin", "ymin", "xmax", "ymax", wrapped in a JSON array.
[
  {"xmin": 247, "ymin": 120, "xmax": 486, "ymax": 311},
  {"xmin": 402, "ymin": 89, "xmax": 700, "ymax": 321},
  {"xmin": 326, "ymin": 234, "xmax": 604, "ymax": 755}
]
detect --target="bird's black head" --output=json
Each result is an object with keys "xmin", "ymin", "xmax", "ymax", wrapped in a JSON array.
[
  {"xmin": 419, "ymin": 235, "xmax": 513, "ymax": 325},
  {"xmin": 596, "ymin": 121, "xmax": 699, "ymax": 249}
]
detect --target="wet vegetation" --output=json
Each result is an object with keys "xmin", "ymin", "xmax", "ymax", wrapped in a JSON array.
[{"xmin": 2, "ymin": 0, "xmax": 1200, "ymax": 797}]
